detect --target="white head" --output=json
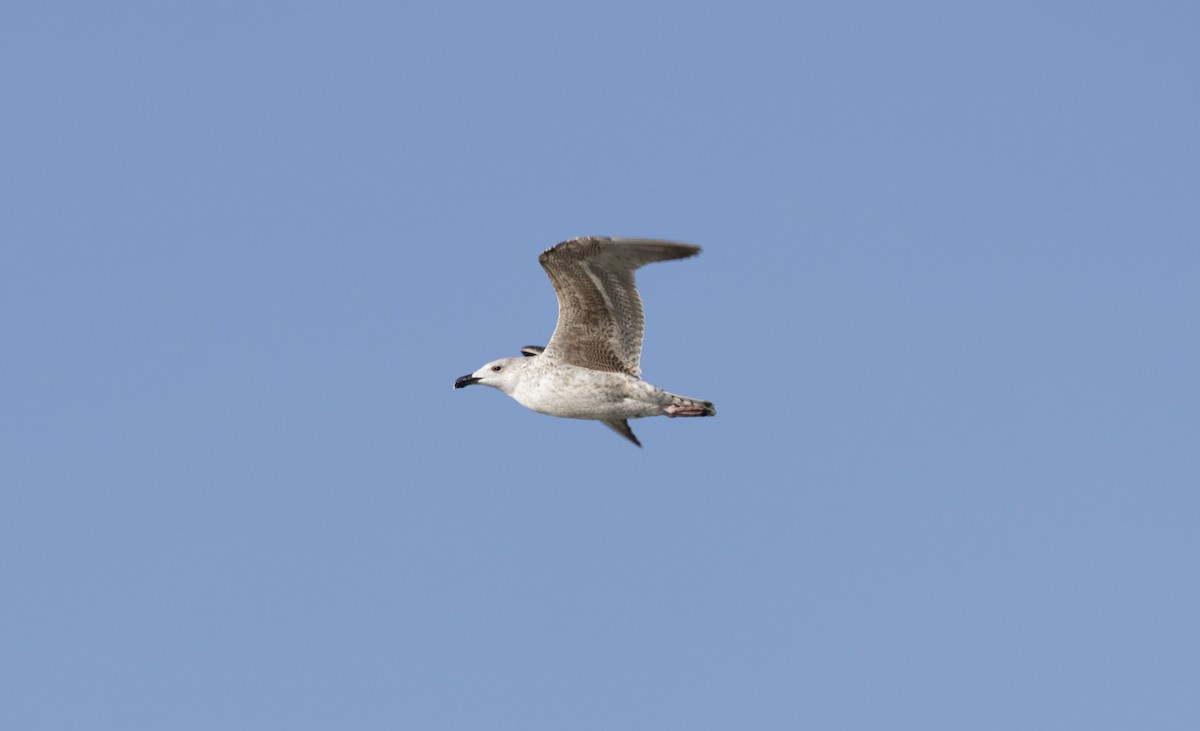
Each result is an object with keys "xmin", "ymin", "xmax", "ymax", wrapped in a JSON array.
[{"xmin": 453, "ymin": 356, "xmax": 529, "ymax": 396}]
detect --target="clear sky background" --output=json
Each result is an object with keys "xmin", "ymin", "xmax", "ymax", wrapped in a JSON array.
[{"xmin": 3, "ymin": 1, "xmax": 1198, "ymax": 729}]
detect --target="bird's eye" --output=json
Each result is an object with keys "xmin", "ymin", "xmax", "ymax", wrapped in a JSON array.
[{"xmin": 491, "ymin": 365, "xmax": 502, "ymax": 372}]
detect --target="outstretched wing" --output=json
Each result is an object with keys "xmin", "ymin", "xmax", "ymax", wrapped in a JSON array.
[{"xmin": 538, "ymin": 237, "xmax": 701, "ymax": 375}]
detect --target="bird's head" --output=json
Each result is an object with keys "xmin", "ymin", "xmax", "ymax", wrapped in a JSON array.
[{"xmin": 453, "ymin": 357, "xmax": 526, "ymax": 395}]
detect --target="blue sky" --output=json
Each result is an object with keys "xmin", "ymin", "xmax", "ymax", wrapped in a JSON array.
[{"xmin": 3, "ymin": 1, "xmax": 1198, "ymax": 729}]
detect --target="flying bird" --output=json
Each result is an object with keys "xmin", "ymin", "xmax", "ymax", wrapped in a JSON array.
[{"xmin": 454, "ymin": 236, "xmax": 715, "ymax": 446}]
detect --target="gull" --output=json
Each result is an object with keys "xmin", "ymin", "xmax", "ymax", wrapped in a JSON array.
[{"xmin": 454, "ymin": 236, "xmax": 716, "ymax": 447}]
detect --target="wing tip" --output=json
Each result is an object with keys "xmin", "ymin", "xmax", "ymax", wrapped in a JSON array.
[
  {"xmin": 540, "ymin": 236, "xmax": 701, "ymax": 265},
  {"xmin": 602, "ymin": 419, "xmax": 643, "ymax": 447}
]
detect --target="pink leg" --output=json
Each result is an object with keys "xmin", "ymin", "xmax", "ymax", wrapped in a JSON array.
[{"xmin": 663, "ymin": 403, "xmax": 710, "ymax": 417}]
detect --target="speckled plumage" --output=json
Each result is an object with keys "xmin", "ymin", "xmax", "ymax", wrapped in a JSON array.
[{"xmin": 454, "ymin": 237, "xmax": 715, "ymax": 447}]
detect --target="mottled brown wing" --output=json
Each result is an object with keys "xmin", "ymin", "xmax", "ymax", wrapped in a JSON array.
[{"xmin": 539, "ymin": 237, "xmax": 701, "ymax": 375}]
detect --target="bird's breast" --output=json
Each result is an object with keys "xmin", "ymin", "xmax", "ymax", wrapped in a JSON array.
[{"xmin": 512, "ymin": 365, "xmax": 656, "ymax": 420}]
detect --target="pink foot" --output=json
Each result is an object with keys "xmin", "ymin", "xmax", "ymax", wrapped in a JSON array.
[{"xmin": 663, "ymin": 403, "xmax": 710, "ymax": 417}]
